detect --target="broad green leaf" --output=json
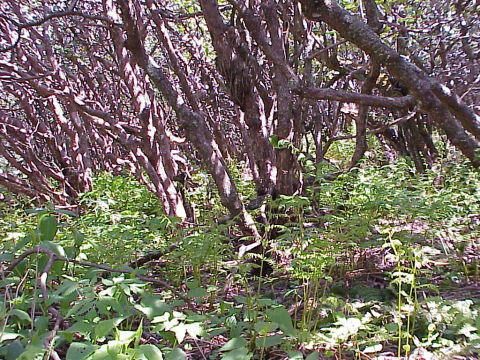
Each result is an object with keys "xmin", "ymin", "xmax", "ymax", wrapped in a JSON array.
[
  {"xmin": 116, "ymin": 330, "xmax": 137, "ymax": 344},
  {"xmin": 135, "ymin": 294, "xmax": 171, "ymax": 319},
  {"xmin": 6, "ymin": 339, "xmax": 24, "ymax": 360},
  {"xmin": 89, "ymin": 343, "xmax": 117, "ymax": 360},
  {"xmin": 254, "ymin": 321, "xmax": 278, "ymax": 335},
  {"xmin": 187, "ymin": 287, "xmax": 208, "ymax": 298},
  {"xmin": 257, "ymin": 298, "xmax": 273, "ymax": 307},
  {"xmin": 53, "ymin": 280, "xmax": 79, "ymax": 298},
  {"xmin": 40, "ymin": 240, "xmax": 66, "ymax": 256},
  {"xmin": 98, "ymin": 296, "xmax": 125, "ymax": 316},
  {"xmin": 10, "ymin": 309, "xmax": 32, "ymax": 323},
  {"xmin": 34, "ymin": 316, "xmax": 50, "ymax": 332},
  {"xmin": 255, "ymin": 334, "xmax": 284, "ymax": 349},
  {"xmin": 74, "ymin": 231, "xmax": 85, "ymax": 247},
  {"xmin": 134, "ymin": 344, "xmax": 163, "ymax": 360},
  {"xmin": 93, "ymin": 317, "xmax": 126, "ymax": 341},
  {"xmin": 54, "ymin": 209, "xmax": 78, "ymax": 217},
  {"xmin": 39, "ymin": 216, "xmax": 57, "ymax": 241},
  {"xmin": 14, "ymin": 235, "xmax": 32, "ymax": 251},
  {"xmin": 219, "ymin": 337, "xmax": 247, "ymax": 351},
  {"xmin": 63, "ymin": 322, "xmax": 95, "ymax": 336},
  {"xmin": 25, "ymin": 208, "xmax": 48, "ymax": 214},
  {"xmin": 0, "ymin": 252, "xmax": 14, "ymax": 262},
  {"xmin": 65, "ymin": 296, "xmax": 95, "ymax": 318},
  {"xmin": 66, "ymin": 342, "xmax": 98, "ymax": 360},
  {"xmin": 166, "ymin": 348, "xmax": 186, "ymax": 360},
  {"xmin": 234, "ymin": 295, "xmax": 247, "ymax": 304},
  {"xmin": 305, "ymin": 351, "xmax": 319, "ymax": 360},
  {"xmin": 221, "ymin": 347, "xmax": 252, "ymax": 360},
  {"xmin": 17, "ymin": 343, "xmax": 45, "ymax": 360},
  {"xmin": 266, "ymin": 307, "xmax": 295, "ymax": 336},
  {"xmin": 385, "ymin": 322, "xmax": 398, "ymax": 333},
  {"xmin": 269, "ymin": 135, "xmax": 279, "ymax": 148}
]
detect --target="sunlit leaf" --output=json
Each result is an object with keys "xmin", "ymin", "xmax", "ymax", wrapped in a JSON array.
[
  {"xmin": 39, "ymin": 215, "xmax": 57, "ymax": 241},
  {"xmin": 66, "ymin": 342, "xmax": 98, "ymax": 360},
  {"xmin": 134, "ymin": 344, "xmax": 163, "ymax": 360}
]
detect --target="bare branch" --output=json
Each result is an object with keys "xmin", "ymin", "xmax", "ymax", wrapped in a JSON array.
[
  {"xmin": 331, "ymin": 111, "xmax": 417, "ymax": 141},
  {"xmin": 0, "ymin": 11, "xmax": 122, "ymax": 52},
  {"xmin": 293, "ymin": 86, "xmax": 416, "ymax": 108}
]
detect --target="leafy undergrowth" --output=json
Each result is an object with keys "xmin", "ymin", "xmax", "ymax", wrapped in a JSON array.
[{"xmin": 1, "ymin": 162, "xmax": 480, "ymax": 360}]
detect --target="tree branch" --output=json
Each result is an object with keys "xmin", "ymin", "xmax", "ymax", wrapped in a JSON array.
[
  {"xmin": 0, "ymin": 11, "xmax": 122, "ymax": 53},
  {"xmin": 293, "ymin": 86, "xmax": 415, "ymax": 108}
]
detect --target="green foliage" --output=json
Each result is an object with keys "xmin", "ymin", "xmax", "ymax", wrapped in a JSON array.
[
  {"xmin": 77, "ymin": 173, "xmax": 178, "ymax": 265},
  {"xmin": 2, "ymin": 162, "xmax": 480, "ymax": 358}
]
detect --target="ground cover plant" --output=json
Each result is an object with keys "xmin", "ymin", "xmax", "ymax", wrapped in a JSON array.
[{"xmin": 1, "ymin": 155, "xmax": 480, "ymax": 360}]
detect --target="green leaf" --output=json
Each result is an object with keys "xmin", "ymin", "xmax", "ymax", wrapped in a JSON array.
[
  {"xmin": 74, "ymin": 230, "xmax": 85, "ymax": 247},
  {"xmin": 93, "ymin": 317, "xmax": 126, "ymax": 341},
  {"xmin": 257, "ymin": 298, "xmax": 273, "ymax": 307},
  {"xmin": 385, "ymin": 322, "xmax": 398, "ymax": 333},
  {"xmin": 266, "ymin": 307, "xmax": 295, "ymax": 336},
  {"xmin": 98, "ymin": 296, "xmax": 126, "ymax": 316},
  {"xmin": 255, "ymin": 334, "xmax": 284, "ymax": 349},
  {"xmin": 6, "ymin": 339, "xmax": 24, "ymax": 360},
  {"xmin": 54, "ymin": 209, "xmax": 78, "ymax": 217},
  {"xmin": 40, "ymin": 240, "xmax": 66, "ymax": 257},
  {"xmin": 187, "ymin": 287, "xmax": 208, "ymax": 298},
  {"xmin": 17, "ymin": 343, "xmax": 45, "ymax": 360},
  {"xmin": 10, "ymin": 309, "xmax": 32, "ymax": 323},
  {"xmin": 269, "ymin": 135, "xmax": 279, "ymax": 148},
  {"xmin": 65, "ymin": 296, "xmax": 95, "ymax": 318},
  {"xmin": 62, "ymin": 322, "xmax": 96, "ymax": 336},
  {"xmin": 14, "ymin": 235, "xmax": 32, "ymax": 251},
  {"xmin": 39, "ymin": 215, "xmax": 58, "ymax": 241},
  {"xmin": 221, "ymin": 347, "xmax": 252, "ymax": 360},
  {"xmin": 134, "ymin": 344, "xmax": 163, "ymax": 360},
  {"xmin": 34, "ymin": 316, "xmax": 50, "ymax": 332},
  {"xmin": 166, "ymin": 348, "xmax": 186, "ymax": 360},
  {"xmin": 0, "ymin": 252, "xmax": 14, "ymax": 262},
  {"xmin": 134, "ymin": 319, "xmax": 143, "ymax": 349},
  {"xmin": 135, "ymin": 294, "xmax": 171, "ymax": 320},
  {"xmin": 116, "ymin": 330, "xmax": 137, "ymax": 344},
  {"xmin": 25, "ymin": 208, "xmax": 48, "ymax": 214},
  {"xmin": 254, "ymin": 321, "xmax": 278, "ymax": 335},
  {"xmin": 89, "ymin": 343, "xmax": 118, "ymax": 360},
  {"xmin": 305, "ymin": 351, "xmax": 319, "ymax": 360},
  {"xmin": 66, "ymin": 342, "xmax": 98, "ymax": 360},
  {"xmin": 219, "ymin": 337, "xmax": 247, "ymax": 351}
]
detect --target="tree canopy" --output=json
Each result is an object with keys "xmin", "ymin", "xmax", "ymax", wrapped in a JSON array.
[{"xmin": 0, "ymin": 0, "xmax": 478, "ymax": 227}]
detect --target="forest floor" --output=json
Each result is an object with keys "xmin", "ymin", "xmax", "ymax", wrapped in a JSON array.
[{"xmin": 2, "ymin": 164, "xmax": 480, "ymax": 359}]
